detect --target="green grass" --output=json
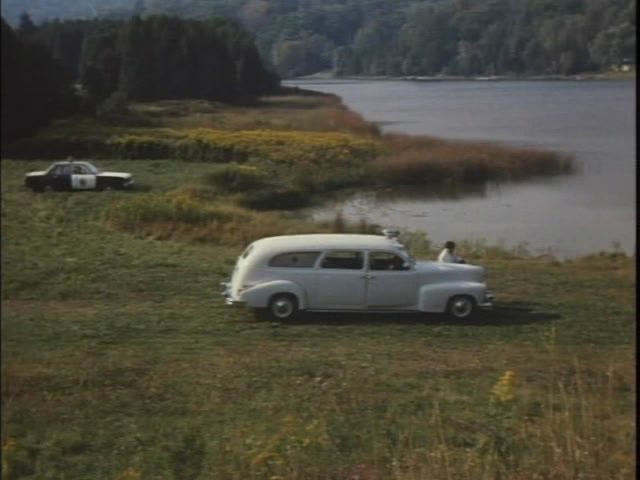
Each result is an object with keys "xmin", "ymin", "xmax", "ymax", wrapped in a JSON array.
[{"xmin": 1, "ymin": 159, "xmax": 635, "ymax": 479}]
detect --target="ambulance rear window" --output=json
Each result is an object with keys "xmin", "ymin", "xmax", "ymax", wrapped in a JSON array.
[{"xmin": 268, "ymin": 251, "xmax": 320, "ymax": 268}]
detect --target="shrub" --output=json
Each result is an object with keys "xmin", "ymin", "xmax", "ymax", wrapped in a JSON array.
[
  {"xmin": 102, "ymin": 189, "xmax": 311, "ymax": 244},
  {"xmin": 203, "ymin": 164, "xmax": 271, "ymax": 193},
  {"xmin": 105, "ymin": 134, "xmax": 176, "ymax": 159},
  {"xmin": 237, "ymin": 186, "xmax": 310, "ymax": 211},
  {"xmin": 104, "ymin": 192, "xmax": 237, "ymax": 230}
]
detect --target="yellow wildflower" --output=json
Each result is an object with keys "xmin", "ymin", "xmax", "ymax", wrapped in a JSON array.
[
  {"xmin": 490, "ymin": 370, "xmax": 516, "ymax": 404},
  {"xmin": 282, "ymin": 415, "xmax": 297, "ymax": 427},
  {"xmin": 2, "ymin": 438, "xmax": 16, "ymax": 452},
  {"xmin": 116, "ymin": 467, "xmax": 142, "ymax": 480},
  {"xmin": 252, "ymin": 451, "xmax": 277, "ymax": 466}
]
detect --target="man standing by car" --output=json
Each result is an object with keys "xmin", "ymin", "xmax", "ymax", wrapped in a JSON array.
[{"xmin": 438, "ymin": 241, "xmax": 465, "ymax": 263}]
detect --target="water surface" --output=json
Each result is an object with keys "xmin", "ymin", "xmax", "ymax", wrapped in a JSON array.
[{"xmin": 287, "ymin": 79, "xmax": 636, "ymax": 258}]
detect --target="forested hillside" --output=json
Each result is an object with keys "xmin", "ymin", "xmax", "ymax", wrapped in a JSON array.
[
  {"xmin": 17, "ymin": 15, "xmax": 279, "ymax": 104},
  {"xmin": 2, "ymin": 15, "xmax": 279, "ymax": 143},
  {"xmin": 2, "ymin": 0, "xmax": 636, "ymax": 78},
  {"xmin": 1, "ymin": 18, "xmax": 75, "ymax": 142}
]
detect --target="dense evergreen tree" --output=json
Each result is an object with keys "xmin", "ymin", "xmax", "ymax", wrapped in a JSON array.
[
  {"xmin": 79, "ymin": 21, "xmax": 122, "ymax": 103},
  {"xmin": 2, "ymin": 18, "xmax": 75, "ymax": 143},
  {"xmin": 118, "ymin": 15, "xmax": 159, "ymax": 100},
  {"xmin": 10, "ymin": 15, "xmax": 279, "ymax": 106}
]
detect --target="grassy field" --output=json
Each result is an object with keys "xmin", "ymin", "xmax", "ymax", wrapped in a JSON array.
[{"xmin": 1, "ymin": 156, "xmax": 635, "ymax": 480}]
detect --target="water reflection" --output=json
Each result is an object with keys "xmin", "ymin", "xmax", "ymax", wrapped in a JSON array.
[
  {"xmin": 366, "ymin": 182, "xmax": 492, "ymax": 202},
  {"xmin": 317, "ymin": 169, "xmax": 578, "ymax": 215},
  {"xmin": 295, "ymin": 79, "xmax": 634, "ymax": 257}
]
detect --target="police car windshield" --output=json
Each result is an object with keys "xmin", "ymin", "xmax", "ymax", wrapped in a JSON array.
[
  {"xmin": 49, "ymin": 161, "xmax": 100, "ymax": 174},
  {"xmin": 78, "ymin": 162, "xmax": 99, "ymax": 174}
]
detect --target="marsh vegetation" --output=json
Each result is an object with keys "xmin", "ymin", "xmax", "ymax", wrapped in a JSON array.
[{"xmin": 4, "ymin": 92, "xmax": 574, "ymax": 240}]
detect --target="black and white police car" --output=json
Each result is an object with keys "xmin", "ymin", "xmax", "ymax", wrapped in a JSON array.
[{"xmin": 24, "ymin": 160, "xmax": 134, "ymax": 192}]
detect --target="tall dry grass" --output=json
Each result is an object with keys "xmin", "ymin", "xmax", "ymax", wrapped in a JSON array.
[
  {"xmin": 103, "ymin": 189, "xmax": 295, "ymax": 244},
  {"xmin": 103, "ymin": 189, "xmax": 385, "ymax": 245},
  {"xmin": 377, "ymin": 133, "xmax": 575, "ymax": 186},
  {"xmin": 200, "ymin": 358, "xmax": 634, "ymax": 480},
  {"xmin": 382, "ymin": 360, "xmax": 635, "ymax": 480},
  {"xmin": 127, "ymin": 95, "xmax": 379, "ymax": 135}
]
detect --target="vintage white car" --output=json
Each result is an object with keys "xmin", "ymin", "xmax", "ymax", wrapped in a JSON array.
[
  {"xmin": 24, "ymin": 160, "xmax": 134, "ymax": 192},
  {"xmin": 222, "ymin": 232, "xmax": 493, "ymax": 320}
]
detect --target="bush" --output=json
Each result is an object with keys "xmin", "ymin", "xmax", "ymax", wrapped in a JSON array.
[
  {"xmin": 104, "ymin": 192, "xmax": 238, "ymax": 230},
  {"xmin": 102, "ymin": 189, "xmax": 312, "ymax": 244},
  {"xmin": 204, "ymin": 164, "xmax": 314, "ymax": 210},
  {"xmin": 237, "ymin": 186, "xmax": 310, "ymax": 210},
  {"xmin": 203, "ymin": 164, "xmax": 271, "ymax": 193},
  {"xmin": 105, "ymin": 134, "xmax": 176, "ymax": 159}
]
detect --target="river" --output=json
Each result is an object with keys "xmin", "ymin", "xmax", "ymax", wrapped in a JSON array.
[{"xmin": 286, "ymin": 79, "xmax": 636, "ymax": 258}]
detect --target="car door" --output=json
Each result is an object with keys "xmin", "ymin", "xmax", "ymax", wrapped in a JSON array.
[
  {"xmin": 70, "ymin": 163, "xmax": 97, "ymax": 190},
  {"xmin": 49, "ymin": 164, "xmax": 72, "ymax": 191},
  {"xmin": 365, "ymin": 251, "xmax": 417, "ymax": 308},
  {"xmin": 310, "ymin": 250, "xmax": 367, "ymax": 310}
]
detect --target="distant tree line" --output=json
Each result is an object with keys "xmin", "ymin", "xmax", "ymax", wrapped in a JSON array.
[
  {"xmin": 17, "ymin": 14, "xmax": 279, "ymax": 103},
  {"xmin": 2, "ymin": 18, "xmax": 75, "ymax": 142},
  {"xmin": 2, "ymin": 0, "xmax": 635, "ymax": 78},
  {"xmin": 254, "ymin": 0, "xmax": 637, "ymax": 77},
  {"xmin": 1, "ymin": 14, "xmax": 279, "ymax": 142}
]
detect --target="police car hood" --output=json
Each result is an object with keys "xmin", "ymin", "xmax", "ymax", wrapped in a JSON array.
[
  {"xmin": 25, "ymin": 170, "xmax": 47, "ymax": 177},
  {"xmin": 97, "ymin": 171, "xmax": 132, "ymax": 179}
]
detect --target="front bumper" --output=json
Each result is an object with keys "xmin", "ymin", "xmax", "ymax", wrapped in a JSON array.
[
  {"xmin": 221, "ymin": 282, "xmax": 245, "ymax": 306},
  {"xmin": 478, "ymin": 292, "xmax": 495, "ymax": 310}
]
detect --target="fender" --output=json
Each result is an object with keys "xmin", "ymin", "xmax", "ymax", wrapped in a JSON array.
[
  {"xmin": 240, "ymin": 280, "xmax": 307, "ymax": 310},
  {"xmin": 418, "ymin": 281, "xmax": 487, "ymax": 313}
]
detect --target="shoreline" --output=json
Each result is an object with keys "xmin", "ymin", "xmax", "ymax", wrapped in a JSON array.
[
  {"xmin": 284, "ymin": 78, "xmax": 634, "ymax": 259},
  {"xmin": 289, "ymin": 71, "xmax": 636, "ymax": 82}
]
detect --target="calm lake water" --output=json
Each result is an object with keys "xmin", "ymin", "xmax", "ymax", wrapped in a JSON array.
[{"xmin": 286, "ymin": 79, "xmax": 636, "ymax": 258}]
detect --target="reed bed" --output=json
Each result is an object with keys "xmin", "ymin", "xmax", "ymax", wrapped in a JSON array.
[
  {"xmin": 128, "ymin": 94, "xmax": 379, "ymax": 135},
  {"xmin": 377, "ymin": 133, "xmax": 575, "ymax": 185}
]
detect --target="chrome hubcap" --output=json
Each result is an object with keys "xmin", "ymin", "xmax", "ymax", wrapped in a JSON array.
[
  {"xmin": 452, "ymin": 298, "xmax": 472, "ymax": 318},
  {"xmin": 272, "ymin": 299, "xmax": 293, "ymax": 318}
]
